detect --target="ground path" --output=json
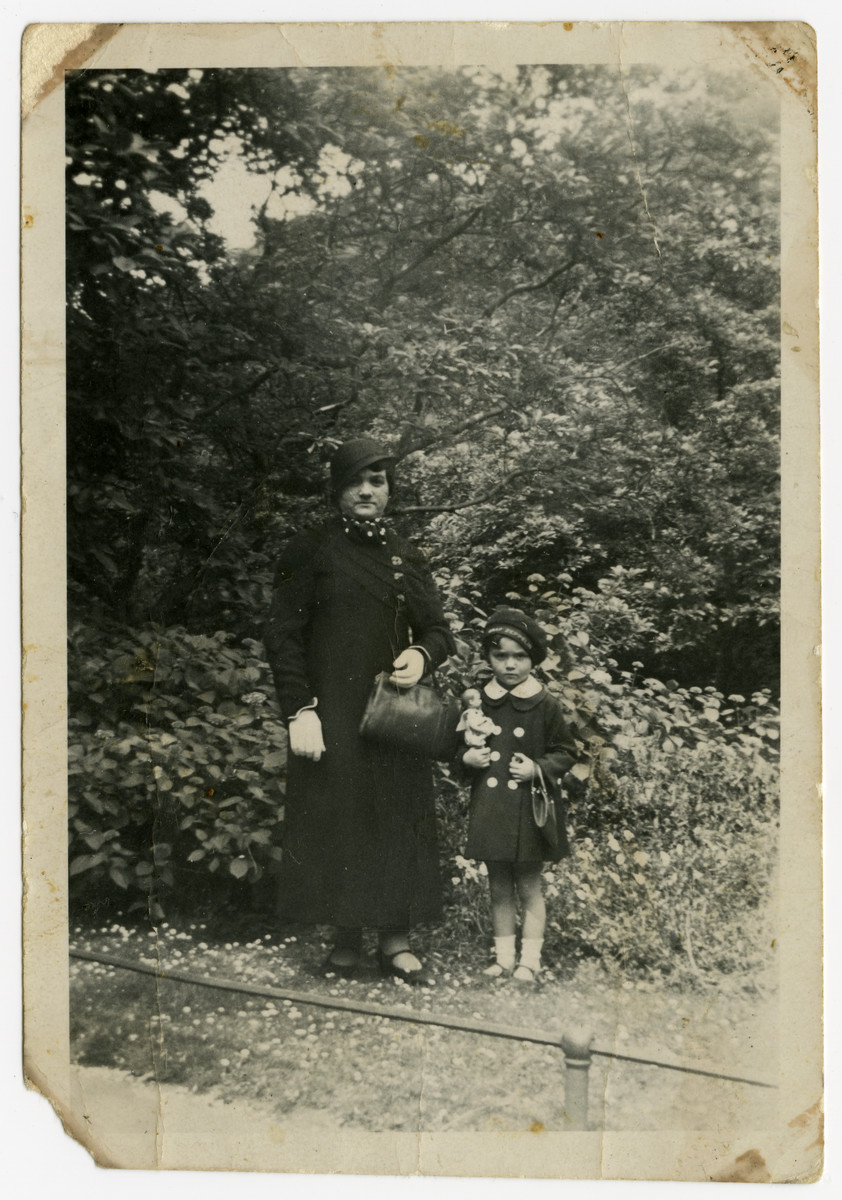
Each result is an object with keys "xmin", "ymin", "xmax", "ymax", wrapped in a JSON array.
[{"xmin": 68, "ymin": 919, "xmax": 778, "ymax": 1166}]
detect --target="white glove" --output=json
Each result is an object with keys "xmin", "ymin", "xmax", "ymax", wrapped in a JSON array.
[
  {"xmin": 288, "ymin": 709, "xmax": 326, "ymax": 761},
  {"xmin": 389, "ymin": 647, "xmax": 426, "ymax": 688}
]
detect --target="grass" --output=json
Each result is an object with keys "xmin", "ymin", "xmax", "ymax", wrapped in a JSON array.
[{"xmin": 69, "ymin": 915, "xmax": 778, "ymax": 1133}]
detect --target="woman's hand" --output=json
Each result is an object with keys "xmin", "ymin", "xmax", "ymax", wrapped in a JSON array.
[
  {"xmin": 463, "ymin": 746, "xmax": 491, "ymax": 770},
  {"xmin": 288, "ymin": 709, "xmax": 326, "ymax": 761},
  {"xmin": 509, "ymin": 752, "xmax": 536, "ymax": 782},
  {"xmin": 389, "ymin": 647, "xmax": 425, "ymax": 688}
]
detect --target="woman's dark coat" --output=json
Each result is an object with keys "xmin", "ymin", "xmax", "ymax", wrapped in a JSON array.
[{"xmin": 264, "ymin": 517, "xmax": 455, "ymax": 928}]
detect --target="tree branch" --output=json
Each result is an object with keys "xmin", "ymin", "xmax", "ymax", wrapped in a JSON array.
[
  {"xmin": 377, "ymin": 205, "xmax": 484, "ymax": 307},
  {"xmin": 395, "ymin": 404, "xmax": 512, "ymax": 460},
  {"xmin": 482, "ymin": 259, "xmax": 576, "ymax": 319},
  {"xmin": 539, "ymin": 292, "xmax": 566, "ymax": 345},
  {"xmin": 610, "ymin": 340, "xmax": 686, "ymax": 371},
  {"xmin": 203, "ymin": 364, "xmax": 284, "ymax": 417},
  {"xmin": 393, "ymin": 467, "xmax": 547, "ymax": 514}
]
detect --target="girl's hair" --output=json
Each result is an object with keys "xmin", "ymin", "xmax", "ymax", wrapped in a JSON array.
[
  {"xmin": 482, "ymin": 631, "xmax": 533, "ymax": 664},
  {"xmin": 330, "ymin": 459, "xmax": 396, "ymax": 505}
]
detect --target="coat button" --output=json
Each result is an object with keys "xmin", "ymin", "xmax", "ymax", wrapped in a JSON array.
[
  {"xmin": 514, "ymin": 727, "xmax": 525, "ymax": 738},
  {"xmin": 487, "ymin": 777, "xmax": 498, "ymax": 788},
  {"xmin": 507, "ymin": 780, "xmax": 519, "ymax": 790},
  {"xmin": 394, "ymin": 571, "xmax": 403, "ymax": 580},
  {"xmin": 392, "ymin": 556, "xmax": 402, "ymax": 566},
  {"xmin": 397, "ymin": 593, "xmax": 406, "ymax": 602},
  {"xmin": 492, "ymin": 725, "xmax": 502, "ymax": 735},
  {"xmin": 490, "ymin": 751, "xmax": 500, "ymax": 762}
]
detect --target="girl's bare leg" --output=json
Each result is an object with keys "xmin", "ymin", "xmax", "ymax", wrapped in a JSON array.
[
  {"xmin": 485, "ymin": 861, "xmax": 517, "ymax": 974},
  {"xmin": 515, "ymin": 863, "xmax": 546, "ymax": 941},
  {"xmin": 514, "ymin": 863, "xmax": 545, "ymax": 977}
]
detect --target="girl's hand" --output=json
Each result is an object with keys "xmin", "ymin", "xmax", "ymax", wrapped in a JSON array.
[
  {"xmin": 509, "ymin": 752, "xmax": 536, "ymax": 782},
  {"xmin": 389, "ymin": 647, "xmax": 425, "ymax": 688},
  {"xmin": 463, "ymin": 746, "xmax": 491, "ymax": 770}
]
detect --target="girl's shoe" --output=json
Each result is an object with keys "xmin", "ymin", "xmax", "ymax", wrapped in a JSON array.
[
  {"xmin": 378, "ymin": 949, "xmax": 433, "ymax": 987},
  {"xmin": 482, "ymin": 962, "xmax": 513, "ymax": 978},
  {"xmin": 513, "ymin": 964, "xmax": 539, "ymax": 983}
]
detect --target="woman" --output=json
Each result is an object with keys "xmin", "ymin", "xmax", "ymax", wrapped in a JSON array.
[{"xmin": 264, "ymin": 438, "xmax": 455, "ymax": 984}]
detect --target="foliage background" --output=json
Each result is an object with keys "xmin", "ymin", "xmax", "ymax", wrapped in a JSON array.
[{"xmin": 66, "ymin": 62, "xmax": 780, "ymax": 980}]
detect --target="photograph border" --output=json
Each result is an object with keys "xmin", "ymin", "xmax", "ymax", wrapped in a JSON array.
[{"xmin": 20, "ymin": 16, "xmax": 821, "ymax": 1183}]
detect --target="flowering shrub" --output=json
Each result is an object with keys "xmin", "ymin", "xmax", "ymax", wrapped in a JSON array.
[
  {"xmin": 69, "ymin": 599, "xmax": 778, "ymax": 978},
  {"xmin": 68, "ymin": 623, "xmax": 288, "ymax": 917},
  {"xmin": 548, "ymin": 735, "xmax": 777, "ymax": 976}
]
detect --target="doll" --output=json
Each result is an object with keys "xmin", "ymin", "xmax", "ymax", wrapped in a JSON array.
[{"xmin": 456, "ymin": 686, "xmax": 497, "ymax": 747}]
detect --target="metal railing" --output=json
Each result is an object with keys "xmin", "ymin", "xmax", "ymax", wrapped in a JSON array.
[{"xmin": 70, "ymin": 947, "xmax": 776, "ymax": 1131}]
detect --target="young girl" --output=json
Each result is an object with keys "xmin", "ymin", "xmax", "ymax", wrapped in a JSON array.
[{"xmin": 461, "ymin": 608, "xmax": 578, "ymax": 981}]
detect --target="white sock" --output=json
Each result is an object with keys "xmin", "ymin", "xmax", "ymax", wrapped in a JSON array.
[
  {"xmin": 493, "ymin": 935, "xmax": 516, "ymax": 970},
  {"xmin": 518, "ymin": 938, "xmax": 543, "ymax": 972}
]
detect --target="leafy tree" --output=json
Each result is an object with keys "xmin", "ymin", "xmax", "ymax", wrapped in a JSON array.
[{"xmin": 66, "ymin": 63, "xmax": 779, "ymax": 693}]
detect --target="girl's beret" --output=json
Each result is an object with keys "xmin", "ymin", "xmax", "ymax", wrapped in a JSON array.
[{"xmin": 482, "ymin": 607, "xmax": 548, "ymax": 664}]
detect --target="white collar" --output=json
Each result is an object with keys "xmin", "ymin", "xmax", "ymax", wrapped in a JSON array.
[{"xmin": 484, "ymin": 676, "xmax": 542, "ymax": 700}]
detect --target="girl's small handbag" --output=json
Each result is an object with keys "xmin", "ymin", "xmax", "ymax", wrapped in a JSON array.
[
  {"xmin": 359, "ymin": 670, "xmax": 458, "ymax": 760},
  {"xmin": 531, "ymin": 765, "xmax": 561, "ymax": 857}
]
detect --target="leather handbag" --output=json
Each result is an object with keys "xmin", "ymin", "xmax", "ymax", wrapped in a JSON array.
[
  {"xmin": 359, "ymin": 670, "xmax": 458, "ymax": 760},
  {"xmin": 531, "ymin": 765, "xmax": 561, "ymax": 858}
]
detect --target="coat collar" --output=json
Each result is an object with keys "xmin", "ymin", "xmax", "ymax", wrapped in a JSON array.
[
  {"xmin": 483, "ymin": 675, "xmax": 545, "ymax": 710},
  {"xmin": 484, "ymin": 676, "xmax": 542, "ymax": 699}
]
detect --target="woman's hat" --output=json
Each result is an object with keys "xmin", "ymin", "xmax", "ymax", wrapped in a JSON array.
[
  {"xmin": 330, "ymin": 438, "xmax": 396, "ymax": 493},
  {"xmin": 482, "ymin": 607, "xmax": 548, "ymax": 664}
]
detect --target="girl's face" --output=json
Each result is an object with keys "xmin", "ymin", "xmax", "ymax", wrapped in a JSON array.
[
  {"xmin": 488, "ymin": 635, "xmax": 533, "ymax": 689},
  {"xmin": 339, "ymin": 467, "xmax": 389, "ymax": 520}
]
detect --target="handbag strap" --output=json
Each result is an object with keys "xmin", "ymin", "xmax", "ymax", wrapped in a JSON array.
[
  {"xmin": 425, "ymin": 664, "xmax": 443, "ymax": 696},
  {"xmin": 531, "ymin": 763, "xmax": 550, "ymax": 802},
  {"xmin": 378, "ymin": 663, "xmax": 443, "ymax": 694},
  {"xmin": 375, "ymin": 667, "xmax": 443, "ymax": 695}
]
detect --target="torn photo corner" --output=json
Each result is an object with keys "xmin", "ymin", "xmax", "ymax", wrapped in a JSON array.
[{"xmin": 21, "ymin": 20, "xmax": 821, "ymax": 1180}]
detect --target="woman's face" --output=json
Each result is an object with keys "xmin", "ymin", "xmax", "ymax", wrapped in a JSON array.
[
  {"xmin": 488, "ymin": 635, "xmax": 533, "ymax": 689},
  {"xmin": 338, "ymin": 466, "xmax": 390, "ymax": 521}
]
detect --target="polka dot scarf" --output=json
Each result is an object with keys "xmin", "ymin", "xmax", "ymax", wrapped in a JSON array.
[{"xmin": 341, "ymin": 514, "xmax": 388, "ymax": 546}]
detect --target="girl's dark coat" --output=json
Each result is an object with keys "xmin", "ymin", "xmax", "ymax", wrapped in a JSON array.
[
  {"xmin": 264, "ymin": 518, "xmax": 455, "ymax": 928},
  {"xmin": 464, "ymin": 686, "xmax": 577, "ymax": 863}
]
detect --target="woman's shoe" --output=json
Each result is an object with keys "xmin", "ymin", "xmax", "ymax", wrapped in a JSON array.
[
  {"xmin": 377, "ymin": 949, "xmax": 434, "ymax": 987},
  {"xmin": 320, "ymin": 948, "xmax": 361, "ymax": 980}
]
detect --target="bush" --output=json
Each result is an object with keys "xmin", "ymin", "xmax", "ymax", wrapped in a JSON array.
[
  {"xmin": 68, "ymin": 623, "xmax": 288, "ymax": 918},
  {"xmin": 548, "ymin": 736, "xmax": 777, "ymax": 977},
  {"xmin": 69, "ymin": 601, "xmax": 779, "ymax": 979}
]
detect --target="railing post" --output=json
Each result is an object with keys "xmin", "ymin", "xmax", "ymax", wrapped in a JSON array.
[{"xmin": 560, "ymin": 1029, "xmax": 594, "ymax": 1130}]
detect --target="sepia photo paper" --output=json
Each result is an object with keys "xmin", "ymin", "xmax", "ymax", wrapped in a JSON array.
[{"xmin": 21, "ymin": 19, "xmax": 821, "ymax": 1181}]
